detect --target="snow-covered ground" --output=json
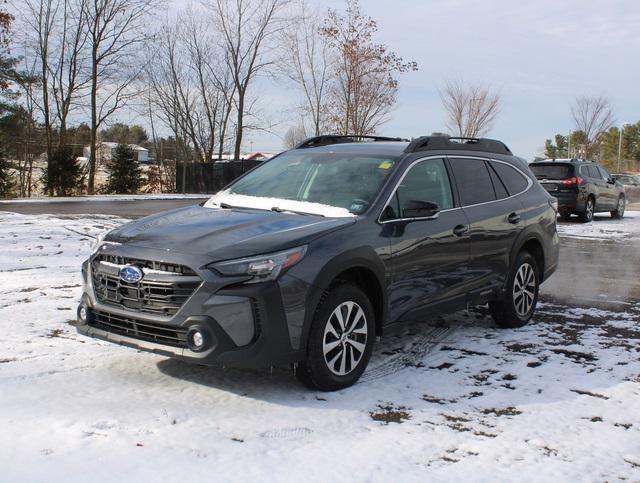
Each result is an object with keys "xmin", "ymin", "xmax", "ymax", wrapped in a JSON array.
[{"xmin": 1, "ymin": 211, "xmax": 639, "ymax": 482}]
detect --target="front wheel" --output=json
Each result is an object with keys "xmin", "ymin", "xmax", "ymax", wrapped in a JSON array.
[
  {"xmin": 611, "ymin": 195, "xmax": 625, "ymax": 219},
  {"xmin": 296, "ymin": 283, "xmax": 375, "ymax": 391},
  {"xmin": 490, "ymin": 251, "xmax": 539, "ymax": 328}
]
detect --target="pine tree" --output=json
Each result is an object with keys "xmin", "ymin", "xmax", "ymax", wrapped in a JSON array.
[
  {"xmin": 0, "ymin": 152, "xmax": 15, "ymax": 197},
  {"xmin": 41, "ymin": 146, "xmax": 83, "ymax": 196},
  {"xmin": 106, "ymin": 144, "xmax": 143, "ymax": 194}
]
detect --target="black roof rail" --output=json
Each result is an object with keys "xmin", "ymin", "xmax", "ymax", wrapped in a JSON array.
[
  {"xmin": 404, "ymin": 136, "xmax": 512, "ymax": 156},
  {"xmin": 295, "ymin": 134, "xmax": 409, "ymax": 149}
]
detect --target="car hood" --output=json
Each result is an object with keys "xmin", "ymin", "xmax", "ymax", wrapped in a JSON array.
[{"xmin": 106, "ymin": 205, "xmax": 355, "ymax": 260}]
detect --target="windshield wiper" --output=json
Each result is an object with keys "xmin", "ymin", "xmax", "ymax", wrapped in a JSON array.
[{"xmin": 271, "ymin": 206, "xmax": 325, "ymax": 217}]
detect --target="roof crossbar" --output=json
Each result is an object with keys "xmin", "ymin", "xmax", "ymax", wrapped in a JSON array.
[
  {"xmin": 405, "ymin": 136, "xmax": 512, "ymax": 156},
  {"xmin": 295, "ymin": 135, "xmax": 409, "ymax": 149}
]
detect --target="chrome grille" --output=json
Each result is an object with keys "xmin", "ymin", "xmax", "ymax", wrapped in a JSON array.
[
  {"xmin": 91, "ymin": 255, "xmax": 201, "ymax": 316},
  {"xmin": 91, "ymin": 310, "xmax": 188, "ymax": 347}
]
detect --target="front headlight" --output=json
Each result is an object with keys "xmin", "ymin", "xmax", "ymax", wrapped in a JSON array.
[
  {"xmin": 211, "ymin": 245, "xmax": 308, "ymax": 284},
  {"xmin": 91, "ymin": 229, "xmax": 119, "ymax": 254},
  {"xmin": 91, "ymin": 230, "xmax": 108, "ymax": 253}
]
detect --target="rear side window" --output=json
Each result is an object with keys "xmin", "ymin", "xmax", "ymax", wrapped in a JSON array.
[
  {"xmin": 491, "ymin": 161, "xmax": 529, "ymax": 195},
  {"xmin": 449, "ymin": 158, "xmax": 496, "ymax": 206},
  {"xmin": 530, "ymin": 164, "xmax": 573, "ymax": 180},
  {"xmin": 584, "ymin": 165, "xmax": 600, "ymax": 179}
]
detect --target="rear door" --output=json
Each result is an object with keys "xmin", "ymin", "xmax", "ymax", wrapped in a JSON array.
[{"xmin": 448, "ymin": 157, "xmax": 527, "ymax": 294}]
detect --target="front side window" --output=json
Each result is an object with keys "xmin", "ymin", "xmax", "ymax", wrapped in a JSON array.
[
  {"xmin": 597, "ymin": 166, "xmax": 611, "ymax": 180},
  {"xmin": 383, "ymin": 158, "xmax": 453, "ymax": 220},
  {"xmin": 218, "ymin": 151, "xmax": 400, "ymax": 215},
  {"xmin": 449, "ymin": 158, "xmax": 496, "ymax": 206}
]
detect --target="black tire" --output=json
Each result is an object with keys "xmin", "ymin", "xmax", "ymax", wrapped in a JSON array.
[
  {"xmin": 296, "ymin": 283, "xmax": 375, "ymax": 391},
  {"xmin": 579, "ymin": 196, "xmax": 595, "ymax": 223},
  {"xmin": 490, "ymin": 251, "xmax": 539, "ymax": 329},
  {"xmin": 611, "ymin": 195, "xmax": 625, "ymax": 219}
]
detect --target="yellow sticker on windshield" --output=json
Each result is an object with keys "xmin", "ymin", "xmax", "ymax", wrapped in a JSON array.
[{"xmin": 378, "ymin": 161, "xmax": 393, "ymax": 170}]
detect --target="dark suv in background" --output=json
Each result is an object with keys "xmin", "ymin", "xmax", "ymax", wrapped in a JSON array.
[
  {"xmin": 530, "ymin": 159, "xmax": 626, "ymax": 222},
  {"xmin": 77, "ymin": 135, "xmax": 559, "ymax": 390}
]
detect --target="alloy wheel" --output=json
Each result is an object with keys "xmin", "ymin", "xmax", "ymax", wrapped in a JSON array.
[
  {"xmin": 513, "ymin": 263, "xmax": 536, "ymax": 317},
  {"xmin": 617, "ymin": 197, "xmax": 625, "ymax": 217},
  {"xmin": 585, "ymin": 199, "xmax": 594, "ymax": 220},
  {"xmin": 322, "ymin": 301, "xmax": 368, "ymax": 376}
]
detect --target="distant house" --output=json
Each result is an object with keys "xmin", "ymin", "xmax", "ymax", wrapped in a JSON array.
[
  {"xmin": 245, "ymin": 152, "xmax": 275, "ymax": 161},
  {"xmin": 83, "ymin": 142, "xmax": 150, "ymax": 164}
]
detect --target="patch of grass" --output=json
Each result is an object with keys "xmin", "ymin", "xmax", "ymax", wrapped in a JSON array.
[
  {"xmin": 369, "ymin": 404, "xmax": 411, "ymax": 424},
  {"xmin": 481, "ymin": 407, "xmax": 522, "ymax": 417}
]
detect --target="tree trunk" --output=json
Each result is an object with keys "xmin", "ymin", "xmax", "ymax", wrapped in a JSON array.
[
  {"xmin": 88, "ymin": 40, "xmax": 98, "ymax": 194},
  {"xmin": 234, "ymin": 90, "xmax": 245, "ymax": 160}
]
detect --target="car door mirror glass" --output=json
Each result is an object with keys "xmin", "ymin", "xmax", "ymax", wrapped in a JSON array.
[{"xmin": 402, "ymin": 200, "xmax": 440, "ymax": 219}]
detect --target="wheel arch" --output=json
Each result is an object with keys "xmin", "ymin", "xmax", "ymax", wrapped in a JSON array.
[
  {"xmin": 301, "ymin": 247, "xmax": 388, "ymax": 351},
  {"xmin": 511, "ymin": 232, "xmax": 546, "ymax": 284}
]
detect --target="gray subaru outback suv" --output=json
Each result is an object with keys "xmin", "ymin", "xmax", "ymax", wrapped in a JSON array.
[{"xmin": 77, "ymin": 135, "xmax": 559, "ymax": 390}]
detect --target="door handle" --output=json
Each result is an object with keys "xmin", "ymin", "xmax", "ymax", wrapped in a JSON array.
[
  {"xmin": 508, "ymin": 212, "xmax": 521, "ymax": 224},
  {"xmin": 453, "ymin": 224, "xmax": 469, "ymax": 236}
]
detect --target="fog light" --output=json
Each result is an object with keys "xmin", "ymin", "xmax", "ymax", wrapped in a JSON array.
[
  {"xmin": 77, "ymin": 304, "xmax": 89, "ymax": 323},
  {"xmin": 192, "ymin": 331, "xmax": 204, "ymax": 349}
]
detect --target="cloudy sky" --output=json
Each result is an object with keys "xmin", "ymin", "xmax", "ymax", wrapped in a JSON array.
[{"xmin": 150, "ymin": 0, "xmax": 640, "ymax": 158}]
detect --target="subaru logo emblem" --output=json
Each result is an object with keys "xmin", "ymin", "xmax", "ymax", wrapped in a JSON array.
[{"xmin": 119, "ymin": 265, "xmax": 143, "ymax": 283}]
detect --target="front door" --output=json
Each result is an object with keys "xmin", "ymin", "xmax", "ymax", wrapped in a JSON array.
[{"xmin": 381, "ymin": 157, "xmax": 471, "ymax": 322}]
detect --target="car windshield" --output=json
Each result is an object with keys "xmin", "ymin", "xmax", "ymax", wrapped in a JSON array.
[
  {"xmin": 207, "ymin": 151, "xmax": 400, "ymax": 216},
  {"xmin": 530, "ymin": 164, "xmax": 573, "ymax": 180}
]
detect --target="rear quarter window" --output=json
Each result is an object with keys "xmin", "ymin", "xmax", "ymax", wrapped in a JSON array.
[{"xmin": 491, "ymin": 161, "xmax": 529, "ymax": 195}]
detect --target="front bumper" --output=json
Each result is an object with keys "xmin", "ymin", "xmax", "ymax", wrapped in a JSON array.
[{"xmin": 76, "ymin": 243, "xmax": 308, "ymax": 368}]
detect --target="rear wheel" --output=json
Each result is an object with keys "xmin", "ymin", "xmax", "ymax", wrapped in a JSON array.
[
  {"xmin": 490, "ymin": 251, "xmax": 539, "ymax": 328},
  {"xmin": 580, "ymin": 196, "xmax": 595, "ymax": 223},
  {"xmin": 611, "ymin": 195, "xmax": 625, "ymax": 219},
  {"xmin": 296, "ymin": 283, "xmax": 375, "ymax": 391}
]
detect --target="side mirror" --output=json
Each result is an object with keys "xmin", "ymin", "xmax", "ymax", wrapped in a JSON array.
[
  {"xmin": 402, "ymin": 200, "xmax": 440, "ymax": 219},
  {"xmin": 607, "ymin": 178, "xmax": 616, "ymax": 185}
]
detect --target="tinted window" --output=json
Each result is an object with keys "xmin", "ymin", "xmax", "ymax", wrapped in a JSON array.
[
  {"xmin": 384, "ymin": 158, "xmax": 453, "ymax": 220},
  {"xmin": 488, "ymin": 164, "xmax": 509, "ymax": 199},
  {"xmin": 449, "ymin": 158, "xmax": 496, "ymax": 206},
  {"xmin": 492, "ymin": 162, "xmax": 529, "ymax": 195},
  {"xmin": 530, "ymin": 163, "xmax": 573, "ymax": 179},
  {"xmin": 598, "ymin": 166, "xmax": 611, "ymax": 180},
  {"xmin": 585, "ymin": 165, "xmax": 600, "ymax": 179}
]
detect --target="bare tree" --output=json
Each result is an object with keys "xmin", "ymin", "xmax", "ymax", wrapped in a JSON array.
[
  {"xmin": 283, "ymin": 124, "xmax": 307, "ymax": 148},
  {"xmin": 441, "ymin": 81, "xmax": 501, "ymax": 138},
  {"xmin": 571, "ymin": 95, "xmax": 615, "ymax": 157},
  {"xmin": 279, "ymin": 0, "xmax": 330, "ymax": 136},
  {"xmin": 83, "ymin": 0, "xmax": 160, "ymax": 194},
  {"xmin": 209, "ymin": 0, "xmax": 287, "ymax": 160},
  {"xmin": 22, "ymin": 0, "xmax": 56, "ymax": 193},
  {"xmin": 146, "ymin": 8, "xmax": 236, "ymax": 166},
  {"xmin": 320, "ymin": 0, "xmax": 417, "ymax": 136}
]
